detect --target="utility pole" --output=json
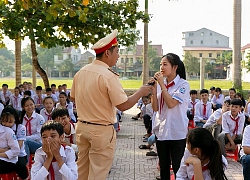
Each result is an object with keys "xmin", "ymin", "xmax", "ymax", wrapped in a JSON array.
[
  {"xmin": 200, "ymin": 57, "xmax": 205, "ymax": 89},
  {"xmin": 142, "ymin": 0, "xmax": 149, "ymax": 84}
]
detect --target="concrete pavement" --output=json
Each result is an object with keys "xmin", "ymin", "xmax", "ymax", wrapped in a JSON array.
[{"xmin": 107, "ymin": 106, "xmax": 244, "ymax": 180}]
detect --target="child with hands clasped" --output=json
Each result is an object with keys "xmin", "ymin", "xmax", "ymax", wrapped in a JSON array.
[
  {"xmin": 176, "ymin": 128, "xmax": 228, "ymax": 180},
  {"xmin": 31, "ymin": 121, "xmax": 78, "ymax": 180}
]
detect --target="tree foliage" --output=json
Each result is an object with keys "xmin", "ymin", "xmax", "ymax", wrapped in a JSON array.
[
  {"xmin": 0, "ymin": 0, "xmax": 149, "ymax": 87},
  {"xmin": 183, "ymin": 52, "xmax": 200, "ymax": 76},
  {"xmin": 148, "ymin": 44, "xmax": 161, "ymax": 71}
]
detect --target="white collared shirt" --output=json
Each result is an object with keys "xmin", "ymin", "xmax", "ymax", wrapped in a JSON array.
[
  {"xmin": 22, "ymin": 111, "xmax": 45, "ymax": 142},
  {"xmin": 64, "ymin": 123, "xmax": 78, "ymax": 153},
  {"xmin": 56, "ymin": 102, "xmax": 76, "ymax": 122},
  {"xmin": 240, "ymin": 125, "xmax": 250, "ymax": 158},
  {"xmin": 203, "ymin": 108, "xmax": 223, "ymax": 128},
  {"xmin": 176, "ymin": 149, "xmax": 228, "ymax": 180},
  {"xmin": 31, "ymin": 145, "xmax": 78, "ymax": 180},
  {"xmin": 0, "ymin": 125, "xmax": 20, "ymax": 163},
  {"xmin": 0, "ymin": 90, "xmax": 12, "ymax": 103},
  {"xmin": 211, "ymin": 94, "xmax": 224, "ymax": 105},
  {"xmin": 32, "ymin": 94, "xmax": 46, "ymax": 109},
  {"xmin": 187, "ymin": 99, "xmax": 200, "ymax": 115},
  {"xmin": 40, "ymin": 108, "xmax": 54, "ymax": 122},
  {"xmin": 152, "ymin": 75, "xmax": 190, "ymax": 140},
  {"xmin": 0, "ymin": 103, "xmax": 4, "ymax": 115},
  {"xmin": 11, "ymin": 124, "xmax": 27, "ymax": 157},
  {"xmin": 194, "ymin": 101, "xmax": 213, "ymax": 122},
  {"xmin": 222, "ymin": 111, "xmax": 245, "ymax": 136},
  {"xmin": 9, "ymin": 94, "xmax": 23, "ymax": 111}
]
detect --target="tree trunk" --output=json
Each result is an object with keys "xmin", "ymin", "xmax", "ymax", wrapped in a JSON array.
[
  {"xmin": 142, "ymin": 0, "xmax": 149, "ymax": 84},
  {"xmin": 233, "ymin": 0, "xmax": 242, "ymax": 89},
  {"xmin": 30, "ymin": 38, "xmax": 50, "ymax": 88},
  {"xmin": 15, "ymin": 33, "xmax": 21, "ymax": 87}
]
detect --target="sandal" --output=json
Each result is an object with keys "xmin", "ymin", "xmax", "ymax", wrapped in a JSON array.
[
  {"xmin": 143, "ymin": 138, "xmax": 148, "ymax": 142},
  {"xmin": 139, "ymin": 144, "xmax": 150, "ymax": 149},
  {"xmin": 146, "ymin": 151, "xmax": 158, "ymax": 156}
]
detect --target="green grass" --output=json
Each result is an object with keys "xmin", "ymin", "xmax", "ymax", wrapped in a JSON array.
[{"xmin": 2, "ymin": 77, "xmax": 250, "ymax": 90}]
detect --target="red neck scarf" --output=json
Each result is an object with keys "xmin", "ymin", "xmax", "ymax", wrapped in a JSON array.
[
  {"xmin": 191, "ymin": 101, "xmax": 197, "ymax": 115},
  {"xmin": 48, "ymin": 145, "xmax": 66, "ymax": 180},
  {"xmin": 192, "ymin": 164, "xmax": 208, "ymax": 180},
  {"xmin": 24, "ymin": 116, "xmax": 33, "ymax": 135},
  {"xmin": 231, "ymin": 115, "xmax": 240, "ymax": 135},
  {"xmin": 203, "ymin": 104, "xmax": 207, "ymax": 118},
  {"xmin": 45, "ymin": 112, "xmax": 52, "ymax": 120},
  {"xmin": 65, "ymin": 122, "xmax": 75, "ymax": 144},
  {"xmin": 160, "ymin": 81, "xmax": 175, "ymax": 114},
  {"xmin": 14, "ymin": 96, "xmax": 18, "ymax": 108}
]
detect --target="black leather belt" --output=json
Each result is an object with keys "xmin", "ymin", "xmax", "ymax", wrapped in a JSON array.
[{"xmin": 79, "ymin": 120, "xmax": 113, "ymax": 126}]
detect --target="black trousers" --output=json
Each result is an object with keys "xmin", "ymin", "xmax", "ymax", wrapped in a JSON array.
[
  {"xmin": 0, "ymin": 160, "xmax": 15, "ymax": 174},
  {"xmin": 143, "ymin": 114, "xmax": 152, "ymax": 134},
  {"xmin": 156, "ymin": 138, "xmax": 186, "ymax": 180},
  {"xmin": 15, "ymin": 156, "xmax": 28, "ymax": 179}
]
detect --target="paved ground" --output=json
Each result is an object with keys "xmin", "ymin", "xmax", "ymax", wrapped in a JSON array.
[{"xmin": 107, "ymin": 106, "xmax": 244, "ymax": 180}]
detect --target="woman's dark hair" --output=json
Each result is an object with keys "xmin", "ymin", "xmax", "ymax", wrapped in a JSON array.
[
  {"xmin": 59, "ymin": 92, "xmax": 70, "ymax": 104},
  {"xmin": 187, "ymin": 128, "xmax": 228, "ymax": 180},
  {"xmin": 14, "ymin": 86, "xmax": 21, "ymax": 95},
  {"xmin": 229, "ymin": 88, "xmax": 236, "ymax": 93},
  {"xmin": 20, "ymin": 97, "xmax": 35, "ymax": 124},
  {"xmin": 1, "ymin": 106, "xmax": 21, "ymax": 134},
  {"xmin": 190, "ymin": 90, "xmax": 197, "ymax": 95},
  {"xmin": 162, "ymin": 53, "xmax": 186, "ymax": 80},
  {"xmin": 51, "ymin": 108, "xmax": 70, "ymax": 120},
  {"xmin": 43, "ymin": 96, "xmax": 54, "ymax": 105},
  {"xmin": 215, "ymin": 87, "xmax": 222, "ymax": 93}
]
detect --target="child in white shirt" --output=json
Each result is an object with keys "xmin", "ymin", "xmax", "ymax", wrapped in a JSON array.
[
  {"xmin": 0, "ymin": 112, "xmax": 20, "ymax": 174},
  {"xmin": 31, "ymin": 121, "xmax": 78, "ymax": 180},
  {"xmin": 40, "ymin": 97, "xmax": 55, "ymax": 122},
  {"xmin": 218, "ymin": 98, "xmax": 245, "ymax": 157},
  {"xmin": 176, "ymin": 128, "xmax": 228, "ymax": 180}
]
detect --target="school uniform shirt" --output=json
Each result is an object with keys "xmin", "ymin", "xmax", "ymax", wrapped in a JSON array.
[
  {"xmin": 141, "ymin": 103, "xmax": 153, "ymax": 119},
  {"xmin": 0, "ymin": 124, "xmax": 20, "ymax": 163},
  {"xmin": 245, "ymin": 103, "xmax": 250, "ymax": 115},
  {"xmin": 64, "ymin": 123, "xmax": 78, "ymax": 153},
  {"xmin": 11, "ymin": 124, "xmax": 27, "ymax": 157},
  {"xmin": 224, "ymin": 96, "xmax": 231, "ymax": 101},
  {"xmin": 194, "ymin": 101, "xmax": 213, "ymax": 123},
  {"xmin": 152, "ymin": 75, "xmax": 190, "ymax": 140},
  {"xmin": 9, "ymin": 94, "xmax": 22, "ymax": 111},
  {"xmin": 203, "ymin": 108, "xmax": 223, "ymax": 128},
  {"xmin": 40, "ymin": 108, "xmax": 54, "ymax": 122},
  {"xmin": 239, "ymin": 125, "xmax": 250, "ymax": 158},
  {"xmin": 0, "ymin": 102, "xmax": 4, "ymax": 115},
  {"xmin": 54, "ymin": 92, "xmax": 60, "ymax": 101},
  {"xmin": 29, "ymin": 89, "xmax": 36, "ymax": 97},
  {"xmin": 211, "ymin": 94, "xmax": 224, "ymax": 105},
  {"xmin": 176, "ymin": 149, "xmax": 228, "ymax": 180},
  {"xmin": 56, "ymin": 102, "xmax": 76, "ymax": 122},
  {"xmin": 0, "ymin": 90, "xmax": 12, "ymax": 103},
  {"xmin": 32, "ymin": 94, "xmax": 46, "ymax": 110},
  {"xmin": 22, "ymin": 111, "xmax": 45, "ymax": 142},
  {"xmin": 187, "ymin": 99, "xmax": 200, "ymax": 115},
  {"xmin": 222, "ymin": 111, "xmax": 245, "ymax": 136},
  {"xmin": 31, "ymin": 145, "xmax": 78, "ymax": 180}
]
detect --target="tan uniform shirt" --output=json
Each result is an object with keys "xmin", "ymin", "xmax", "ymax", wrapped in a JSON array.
[{"xmin": 71, "ymin": 60, "xmax": 128, "ymax": 125}]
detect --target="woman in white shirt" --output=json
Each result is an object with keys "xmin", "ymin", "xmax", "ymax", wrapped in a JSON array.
[{"xmin": 150, "ymin": 53, "xmax": 190, "ymax": 179}]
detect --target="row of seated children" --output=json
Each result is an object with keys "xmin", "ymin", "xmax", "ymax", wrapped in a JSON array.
[
  {"xmin": 0, "ymin": 84, "xmax": 77, "ymax": 123},
  {"xmin": 0, "ymin": 96, "xmax": 77, "ymax": 179}
]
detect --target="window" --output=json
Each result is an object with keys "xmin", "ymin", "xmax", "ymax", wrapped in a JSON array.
[
  {"xmin": 189, "ymin": 32, "xmax": 194, "ymax": 36},
  {"xmin": 209, "ymin": 53, "xmax": 212, "ymax": 58},
  {"xmin": 201, "ymin": 40, "xmax": 203, "ymax": 44},
  {"xmin": 201, "ymin": 32, "xmax": 204, "ymax": 36},
  {"xmin": 217, "ymin": 53, "xmax": 220, "ymax": 58},
  {"xmin": 121, "ymin": 58, "xmax": 124, "ymax": 63},
  {"xmin": 190, "ymin": 40, "xmax": 193, "ymax": 44},
  {"xmin": 199, "ymin": 53, "xmax": 203, "ymax": 57},
  {"xmin": 216, "ymin": 40, "xmax": 219, "ymax": 44},
  {"xmin": 210, "ymin": 32, "xmax": 212, "ymax": 36}
]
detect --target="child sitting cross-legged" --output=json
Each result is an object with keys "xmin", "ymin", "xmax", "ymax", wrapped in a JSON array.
[{"xmin": 31, "ymin": 120, "xmax": 78, "ymax": 180}]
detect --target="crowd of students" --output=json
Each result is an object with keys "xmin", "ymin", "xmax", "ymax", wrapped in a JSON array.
[
  {"xmin": 0, "ymin": 82, "xmax": 78, "ymax": 180},
  {"xmin": 136, "ymin": 85, "xmax": 250, "ymax": 179}
]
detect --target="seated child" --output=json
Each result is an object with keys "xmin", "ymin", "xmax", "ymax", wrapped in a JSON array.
[
  {"xmin": 31, "ymin": 121, "xmax": 78, "ymax": 180},
  {"xmin": 218, "ymin": 98, "xmax": 245, "ymax": 157},
  {"xmin": 141, "ymin": 95, "xmax": 153, "ymax": 142},
  {"xmin": 225, "ymin": 88, "xmax": 236, "ymax": 101},
  {"xmin": 240, "ymin": 124, "xmax": 250, "ymax": 179},
  {"xmin": 40, "ymin": 97, "xmax": 55, "ymax": 122},
  {"xmin": 1, "ymin": 106, "xmax": 29, "ymax": 179},
  {"xmin": 203, "ymin": 100, "xmax": 231, "ymax": 139},
  {"xmin": 33, "ymin": 86, "xmax": 45, "ymax": 113},
  {"xmin": 176, "ymin": 128, "xmax": 228, "ymax": 180},
  {"xmin": 0, "ymin": 112, "xmax": 20, "ymax": 174},
  {"xmin": 194, "ymin": 89, "xmax": 212, "ymax": 127},
  {"xmin": 211, "ymin": 87, "xmax": 224, "ymax": 110},
  {"xmin": 51, "ymin": 108, "xmax": 78, "ymax": 155},
  {"xmin": 187, "ymin": 90, "xmax": 199, "ymax": 120}
]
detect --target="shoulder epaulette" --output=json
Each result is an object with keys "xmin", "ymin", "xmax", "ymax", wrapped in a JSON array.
[{"xmin": 108, "ymin": 68, "xmax": 119, "ymax": 76}]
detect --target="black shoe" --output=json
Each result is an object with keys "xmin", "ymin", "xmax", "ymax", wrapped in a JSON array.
[
  {"xmin": 131, "ymin": 117, "xmax": 138, "ymax": 120},
  {"xmin": 146, "ymin": 151, "xmax": 158, "ymax": 156}
]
